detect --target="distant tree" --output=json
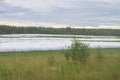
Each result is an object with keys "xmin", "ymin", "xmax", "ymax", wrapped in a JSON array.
[{"xmin": 0, "ymin": 25, "xmax": 120, "ymax": 36}]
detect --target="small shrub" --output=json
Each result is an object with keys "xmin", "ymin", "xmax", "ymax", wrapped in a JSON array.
[
  {"xmin": 96, "ymin": 50, "xmax": 104, "ymax": 63},
  {"xmin": 65, "ymin": 39, "xmax": 90, "ymax": 64},
  {"xmin": 47, "ymin": 55, "xmax": 56, "ymax": 66}
]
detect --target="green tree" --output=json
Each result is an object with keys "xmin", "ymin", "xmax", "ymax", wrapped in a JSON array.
[{"xmin": 65, "ymin": 39, "xmax": 90, "ymax": 64}]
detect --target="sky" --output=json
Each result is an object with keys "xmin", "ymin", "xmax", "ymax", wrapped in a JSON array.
[{"xmin": 0, "ymin": 0, "xmax": 120, "ymax": 28}]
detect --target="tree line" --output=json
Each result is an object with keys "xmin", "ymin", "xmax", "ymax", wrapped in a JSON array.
[{"xmin": 0, "ymin": 25, "xmax": 120, "ymax": 36}]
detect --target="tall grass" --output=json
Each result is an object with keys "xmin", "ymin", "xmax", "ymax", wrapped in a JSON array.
[{"xmin": 0, "ymin": 49, "xmax": 120, "ymax": 80}]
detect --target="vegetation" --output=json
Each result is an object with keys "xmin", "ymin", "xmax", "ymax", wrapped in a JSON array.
[
  {"xmin": 65, "ymin": 39, "xmax": 90, "ymax": 64},
  {"xmin": 0, "ymin": 25, "xmax": 120, "ymax": 36},
  {"xmin": 0, "ymin": 48, "xmax": 120, "ymax": 80}
]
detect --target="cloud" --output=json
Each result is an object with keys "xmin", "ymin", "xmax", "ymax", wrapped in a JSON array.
[
  {"xmin": 0, "ymin": 0, "xmax": 120, "ymax": 27},
  {"xmin": 4, "ymin": 0, "xmax": 78, "ymax": 12}
]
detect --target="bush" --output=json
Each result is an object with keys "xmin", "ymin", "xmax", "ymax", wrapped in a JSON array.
[
  {"xmin": 47, "ymin": 55, "xmax": 56, "ymax": 66},
  {"xmin": 95, "ymin": 50, "xmax": 104, "ymax": 63},
  {"xmin": 65, "ymin": 39, "xmax": 90, "ymax": 64}
]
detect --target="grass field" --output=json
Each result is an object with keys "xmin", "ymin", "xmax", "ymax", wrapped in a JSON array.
[{"xmin": 0, "ymin": 48, "xmax": 120, "ymax": 80}]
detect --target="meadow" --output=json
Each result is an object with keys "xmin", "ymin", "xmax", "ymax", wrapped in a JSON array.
[{"xmin": 0, "ymin": 48, "xmax": 120, "ymax": 80}]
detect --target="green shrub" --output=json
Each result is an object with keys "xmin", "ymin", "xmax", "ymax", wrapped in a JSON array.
[
  {"xmin": 47, "ymin": 55, "xmax": 56, "ymax": 66},
  {"xmin": 65, "ymin": 39, "xmax": 90, "ymax": 64},
  {"xmin": 95, "ymin": 50, "xmax": 104, "ymax": 63}
]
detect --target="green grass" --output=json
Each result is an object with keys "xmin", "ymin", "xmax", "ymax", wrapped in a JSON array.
[
  {"xmin": 0, "ymin": 50, "xmax": 65, "ymax": 56},
  {"xmin": 0, "ymin": 48, "xmax": 120, "ymax": 80}
]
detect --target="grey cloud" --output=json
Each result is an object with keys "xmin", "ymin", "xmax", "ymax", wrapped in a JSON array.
[{"xmin": 0, "ymin": 0, "xmax": 120, "ymax": 26}]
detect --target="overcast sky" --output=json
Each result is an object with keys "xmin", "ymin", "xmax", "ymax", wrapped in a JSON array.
[{"xmin": 0, "ymin": 0, "xmax": 120, "ymax": 28}]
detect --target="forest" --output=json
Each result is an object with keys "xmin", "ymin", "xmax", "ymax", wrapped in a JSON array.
[{"xmin": 0, "ymin": 25, "xmax": 120, "ymax": 36}]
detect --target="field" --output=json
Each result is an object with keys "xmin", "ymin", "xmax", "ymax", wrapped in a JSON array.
[{"xmin": 0, "ymin": 48, "xmax": 120, "ymax": 80}]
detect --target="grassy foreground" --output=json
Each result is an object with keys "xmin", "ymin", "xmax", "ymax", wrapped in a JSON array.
[{"xmin": 0, "ymin": 48, "xmax": 120, "ymax": 80}]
